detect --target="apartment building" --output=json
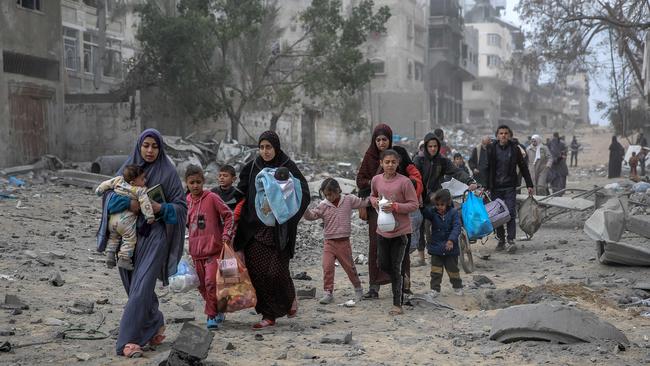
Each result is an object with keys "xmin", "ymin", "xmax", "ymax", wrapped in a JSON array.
[
  {"xmin": 0, "ymin": 0, "xmax": 65, "ymax": 167},
  {"xmin": 462, "ymin": 0, "xmax": 531, "ymax": 129},
  {"xmin": 428, "ymin": 0, "xmax": 478, "ymax": 127}
]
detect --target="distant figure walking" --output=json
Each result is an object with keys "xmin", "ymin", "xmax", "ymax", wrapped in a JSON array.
[
  {"xmin": 526, "ymin": 135, "xmax": 550, "ymax": 196},
  {"xmin": 547, "ymin": 132, "xmax": 569, "ymax": 195},
  {"xmin": 637, "ymin": 133, "xmax": 648, "ymax": 176},
  {"xmin": 608, "ymin": 136, "xmax": 625, "ymax": 179},
  {"xmin": 569, "ymin": 136, "xmax": 580, "ymax": 167}
]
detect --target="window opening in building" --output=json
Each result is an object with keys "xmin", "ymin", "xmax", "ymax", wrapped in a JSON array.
[
  {"xmin": 83, "ymin": 32, "xmax": 97, "ymax": 74},
  {"xmin": 471, "ymin": 81, "xmax": 483, "ymax": 91},
  {"xmin": 63, "ymin": 27, "xmax": 79, "ymax": 71},
  {"xmin": 371, "ymin": 60, "xmax": 385, "ymax": 75},
  {"xmin": 16, "ymin": 0, "xmax": 41, "ymax": 10},
  {"xmin": 487, "ymin": 54, "xmax": 501, "ymax": 67},
  {"xmin": 487, "ymin": 33, "xmax": 501, "ymax": 47}
]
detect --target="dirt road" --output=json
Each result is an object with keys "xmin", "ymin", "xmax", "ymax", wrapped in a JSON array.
[{"xmin": 0, "ymin": 127, "xmax": 649, "ymax": 365}]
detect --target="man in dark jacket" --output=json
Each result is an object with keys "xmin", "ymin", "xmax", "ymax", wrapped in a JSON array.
[
  {"xmin": 414, "ymin": 132, "xmax": 476, "ymax": 265},
  {"xmin": 468, "ymin": 136, "xmax": 491, "ymax": 187},
  {"xmin": 487, "ymin": 125, "xmax": 534, "ymax": 253}
]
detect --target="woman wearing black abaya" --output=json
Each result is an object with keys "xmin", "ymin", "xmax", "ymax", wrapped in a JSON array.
[{"xmin": 608, "ymin": 136, "xmax": 625, "ymax": 178}]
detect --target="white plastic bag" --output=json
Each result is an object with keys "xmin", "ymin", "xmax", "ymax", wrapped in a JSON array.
[
  {"xmin": 377, "ymin": 196, "xmax": 396, "ymax": 232},
  {"xmin": 169, "ymin": 258, "xmax": 199, "ymax": 293}
]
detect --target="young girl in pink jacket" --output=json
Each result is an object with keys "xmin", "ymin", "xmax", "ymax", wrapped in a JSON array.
[{"xmin": 304, "ymin": 178, "xmax": 367, "ymax": 304}]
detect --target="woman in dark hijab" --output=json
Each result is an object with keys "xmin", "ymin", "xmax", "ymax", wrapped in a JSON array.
[
  {"xmin": 97, "ymin": 129, "xmax": 187, "ymax": 358},
  {"xmin": 356, "ymin": 124, "xmax": 422, "ymax": 299},
  {"xmin": 234, "ymin": 130, "xmax": 310, "ymax": 329},
  {"xmin": 608, "ymin": 135, "xmax": 625, "ymax": 178}
]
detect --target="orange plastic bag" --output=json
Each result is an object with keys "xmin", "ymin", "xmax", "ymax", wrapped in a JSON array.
[{"xmin": 216, "ymin": 243, "xmax": 257, "ymax": 313}]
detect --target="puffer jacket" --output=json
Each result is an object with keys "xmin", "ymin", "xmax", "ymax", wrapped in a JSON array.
[
  {"xmin": 415, "ymin": 133, "xmax": 475, "ymax": 204},
  {"xmin": 422, "ymin": 205, "xmax": 461, "ymax": 256}
]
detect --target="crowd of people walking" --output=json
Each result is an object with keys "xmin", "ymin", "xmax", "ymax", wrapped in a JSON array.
[{"xmin": 97, "ymin": 125, "xmax": 644, "ymax": 358}]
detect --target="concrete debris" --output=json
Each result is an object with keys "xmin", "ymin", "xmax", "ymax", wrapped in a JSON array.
[
  {"xmin": 75, "ymin": 353, "xmax": 91, "ymax": 361},
  {"xmin": 584, "ymin": 197, "xmax": 626, "ymax": 242},
  {"xmin": 408, "ymin": 295, "xmax": 454, "ymax": 310},
  {"xmin": 166, "ymin": 322, "xmax": 214, "ymax": 366},
  {"xmin": 516, "ymin": 194, "xmax": 593, "ymax": 211},
  {"xmin": 67, "ymin": 300, "xmax": 94, "ymax": 315},
  {"xmin": 0, "ymin": 155, "xmax": 64, "ymax": 176},
  {"xmin": 3, "ymin": 294, "xmax": 28, "ymax": 311},
  {"xmin": 48, "ymin": 272, "xmax": 65, "ymax": 287},
  {"xmin": 354, "ymin": 254, "xmax": 367, "ymax": 265},
  {"xmin": 55, "ymin": 170, "xmax": 111, "ymax": 190},
  {"xmin": 596, "ymin": 240, "xmax": 650, "ymax": 266},
  {"xmin": 472, "ymin": 275, "xmax": 495, "ymax": 287},
  {"xmin": 489, "ymin": 304, "xmax": 629, "ymax": 346},
  {"xmin": 43, "ymin": 318, "xmax": 67, "ymax": 327},
  {"xmin": 320, "ymin": 331, "xmax": 353, "ymax": 345},
  {"xmin": 90, "ymin": 155, "xmax": 128, "ymax": 176},
  {"xmin": 626, "ymin": 215, "xmax": 650, "ymax": 239},
  {"xmin": 296, "ymin": 287, "xmax": 317, "ymax": 299},
  {"xmin": 166, "ymin": 315, "xmax": 196, "ymax": 324}
]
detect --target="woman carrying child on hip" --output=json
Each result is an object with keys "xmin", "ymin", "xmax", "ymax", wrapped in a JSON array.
[
  {"xmin": 422, "ymin": 189, "xmax": 463, "ymax": 299},
  {"xmin": 369, "ymin": 150, "xmax": 419, "ymax": 315},
  {"xmin": 303, "ymin": 178, "xmax": 367, "ymax": 304},
  {"xmin": 185, "ymin": 165, "xmax": 235, "ymax": 329}
]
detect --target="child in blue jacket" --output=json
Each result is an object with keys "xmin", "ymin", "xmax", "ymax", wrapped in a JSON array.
[{"xmin": 422, "ymin": 189, "xmax": 463, "ymax": 298}]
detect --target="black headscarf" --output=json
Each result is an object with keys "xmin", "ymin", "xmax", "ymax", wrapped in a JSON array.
[{"xmin": 258, "ymin": 130, "xmax": 284, "ymax": 167}]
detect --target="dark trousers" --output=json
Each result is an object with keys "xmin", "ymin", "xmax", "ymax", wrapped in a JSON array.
[
  {"xmin": 377, "ymin": 235, "xmax": 408, "ymax": 306},
  {"xmin": 491, "ymin": 189, "xmax": 517, "ymax": 241},
  {"xmin": 430, "ymin": 255, "xmax": 462, "ymax": 291},
  {"xmin": 418, "ymin": 215, "xmax": 430, "ymax": 252},
  {"xmin": 570, "ymin": 151, "xmax": 578, "ymax": 166}
]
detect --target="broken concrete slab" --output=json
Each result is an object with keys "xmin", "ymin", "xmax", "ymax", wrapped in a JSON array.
[
  {"xmin": 584, "ymin": 197, "xmax": 627, "ymax": 242},
  {"xmin": 320, "ymin": 331, "xmax": 353, "ymax": 345},
  {"xmin": 408, "ymin": 295, "xmax": 454, "ymax": 310},
  {"xmin": 3, "ymin": 295, "xmax": 28, "ymax": 310},
  {"xmin": 48, "ymin": 272, "xmax": 65, "ymax": 287},
  {"xmin": 308, "ymin": 177, "xmax": 357, "ymax": 198},
  {"xmin": 596, "ymin": 239, "xmax": 650, "ymax": 266},
  {"xmin": 167, "ymin": 322, "xmax": 214, "ymax": 366},
  {"xmin": 297, "ymin": 287, "xmax": 316, "ymax": 299},
  {"xmin": 66, "ymin": 300, "xmax": 94, "ymax": 315},
  {"xmin": 489, "ymin": 303, "xmax": 629, "ymax": 346},
  {"xmin": 626, "ymin": 215, "xmax": 650, "ymax": 239},
  {"xmin": 55, "ymin": 170, "xmax": 111, "ymax": 190}
]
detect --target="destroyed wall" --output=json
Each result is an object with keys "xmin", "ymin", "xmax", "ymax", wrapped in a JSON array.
[
  {"xmin": 0, "ymin": 0, "xmax": 65, "ymax": 168},
  {"xmin": 236, "ymin": 110, "xmax": 369, "ymax": 158},
  {"xmin": 63, "ymin": 94, "xmax": 140, "ymax": 161},
  {"xmin": 139, "ymin": 87, "xmax": 227, "ymax": 139}
]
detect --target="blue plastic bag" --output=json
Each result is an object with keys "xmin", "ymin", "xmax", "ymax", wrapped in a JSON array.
[{"xmin": 461, "ymin": 192, "xmax": 493, "ymax": 240}]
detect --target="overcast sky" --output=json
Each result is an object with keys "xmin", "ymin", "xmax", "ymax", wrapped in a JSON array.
[{"xmin": 501, "ymin": 1, "xmax": 610, "ymax": 125}]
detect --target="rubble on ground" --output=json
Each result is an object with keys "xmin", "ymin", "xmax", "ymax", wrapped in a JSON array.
[{"xmin": 490, "ymin": 303, "xmax": 629, "ymax": 346}]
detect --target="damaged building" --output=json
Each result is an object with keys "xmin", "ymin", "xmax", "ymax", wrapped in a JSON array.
[{"xmin": 0, "ymin": 0, "xmax": 65, "ymax": 167}]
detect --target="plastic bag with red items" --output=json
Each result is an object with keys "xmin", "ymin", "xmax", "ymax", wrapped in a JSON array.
[{"xmin": 216, "ymin": 243, "xmax": 257, "ymax": 313}]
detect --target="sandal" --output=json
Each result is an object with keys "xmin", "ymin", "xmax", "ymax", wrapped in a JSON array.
[
  {"xmin": 123, "ymin": 343, "xmax": 143, "ymax": 358},
  {"xmin": 287, "ymin": 298, "xmax": 298, "ymax": 318},
  {"xmin": 149, "ymin": 325, "xmax": 166, "ymax": 346},
  {"xmin": 389, "ymin": 307, "xmax": 404, "ymax": 316},
  {"xmin": 252, "ymin": 318, "xmax": 276, "ymax": 329}
]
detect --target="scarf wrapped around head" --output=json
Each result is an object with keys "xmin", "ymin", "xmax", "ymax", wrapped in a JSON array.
[
  {"xmin": 531, "ymin": 134, "xmax": 542, "ymax": 162},
  {"xmin": 356, "ymin": 124, "xmax": 393, "ymax": 194},
  {"xmin": 258, "ymin": 130, "xmax": 285, "ymax": 167}
]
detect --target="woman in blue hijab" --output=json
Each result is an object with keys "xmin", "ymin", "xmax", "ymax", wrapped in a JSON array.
[{"xmin": 97, "ymin": 129, "xmax": 187, "ymax": 358}]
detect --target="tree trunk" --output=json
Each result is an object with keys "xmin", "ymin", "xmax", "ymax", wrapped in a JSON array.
[
  {"xmin": 230, "ymin": 118, "xmax": 239, "ymax": 141},
  {"xmin": 270, "ymin": 113, "xmax": 280, "ymax": 132}
]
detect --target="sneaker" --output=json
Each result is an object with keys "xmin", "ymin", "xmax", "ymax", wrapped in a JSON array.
[
  {"xmin": 495, "ymin": 239, "xmax": 506, "ymax": 251},
  {"xmin": 319, "ymin": 291, "xmax": 334, "ymax": 304},
  {"xmin": 207, "ymin": 316, "xmax": 220, "ymax": 330},
  {"xmin": 427, "ymin": 290, "xmax": 440, "ymax": 301},
  {"xmin": 105, "ymin": 251, "xmax": 116, "ymax": 268},
  {"xmin": 354, "ymin": 287, "xmax": 364, "ymax": 302},
  {"xmin": 506, "ymin": 240, "xmax": 517, "ymax": 254},
  {"xmin": 454, "ymin": 288, "xmax": 464, "ymax": 296},
  {"xmin": 117, "ymin": 257, "xmax": 134, "ymax": 271}
]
